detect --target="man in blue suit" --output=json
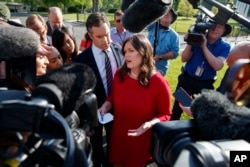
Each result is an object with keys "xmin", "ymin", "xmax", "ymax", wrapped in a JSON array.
[{"xmin": 73, "ymin": 12, "xmax": 124, "ymax": 167}]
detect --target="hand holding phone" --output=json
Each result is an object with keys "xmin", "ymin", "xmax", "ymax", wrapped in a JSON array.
[{"xmin": 173, "ymin": 87, "xmax": 193, "ymax": 106}]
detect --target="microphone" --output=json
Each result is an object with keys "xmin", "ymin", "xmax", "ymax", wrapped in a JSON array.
[
  {"xmin": 0, "ymin": 26, "xmax": 40, "ymax": 88},
  {"xmin": 121, "ymin": 0, "xmax": 135, "ymax": 11},
  {"xmin": 122, "ymin": 0, "xmax": 173, "ymax": 33},
  {"xmin": 34, "ymin": 62, "xmax": 97, "ymax": 117},
  {"xmin": 0, "ymin": 26, "xmax": 40, "ymax": 59},
  {"xmin": 191, "ymin": 89, "xmax": 250, "ymax": 142}
]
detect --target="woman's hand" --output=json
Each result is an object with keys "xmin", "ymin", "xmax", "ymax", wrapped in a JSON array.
[
  {"xmin": 127, "ymin": 122, "xmax": 152, "ymax": 136},
  {"xmin": 37, "ymin": 44, "xmax": 54, "ymax": 56},
  {"xmin": 127, "ymin": 118, "xmax": 160, "ymax": 136}
]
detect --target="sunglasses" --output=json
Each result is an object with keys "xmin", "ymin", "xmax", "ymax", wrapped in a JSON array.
[{"xmin": 116, "ymin": 19, "xmax": 121, "ymax": 23}]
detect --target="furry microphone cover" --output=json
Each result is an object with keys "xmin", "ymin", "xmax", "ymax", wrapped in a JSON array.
[
  {"xmin": 0, "ymin": 26, "xmax": 40, "ymax": 59},
  {"xmin": 122, "ymin": 0, "xmax": 173, "ymax": 33},
  {"xmin": 34, "ymin": 63, "xmax": 97, "ymax": 117},
  {"xmin": 191, "ymin": 89, "xmax": 250, "ymax": 142}
]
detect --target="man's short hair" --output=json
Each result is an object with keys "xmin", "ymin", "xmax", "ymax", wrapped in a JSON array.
[
  {"xmin": 86, "ymin": 12, "xmax": 110, "ymax": 33},
  {"xmin": 26, "ymin": 14, "xmax": 46, "ymax": 27},
  {"xmin": 114, "ymin": 9, "xmax": 123, "ymax": 17}
]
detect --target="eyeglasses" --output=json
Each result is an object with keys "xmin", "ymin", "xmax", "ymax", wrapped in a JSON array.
[{"xmin": 116, "ymin": 19, "xmax": 121, "ymax": 23}]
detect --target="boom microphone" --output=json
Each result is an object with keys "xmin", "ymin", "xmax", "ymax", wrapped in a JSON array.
[
  {"xmin": 122, "ymin": 0, "xmax": 173, "ymax": 33},
  {"xmin": 34, "ymin": 62, "xmax": 97, "ymax": 117},
  {"xmin": 191, "ymin": 89, "xmax": 250, "ymax": 142},
  {"xmin": 121, "ymin": 0, "xmax": 135, "ymax": 11},
  {"xmin": 0, "ymin": 26, "xmax": 39, "ymax": 58}
]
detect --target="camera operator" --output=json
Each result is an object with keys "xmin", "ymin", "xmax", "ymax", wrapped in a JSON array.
[
  {"xmin": 171, "ymin": 20, "xmax": 232, "ymax": 120},
  {"xmin": 178, "ymin": 41, "xmax": 250, "ymax": 117}
]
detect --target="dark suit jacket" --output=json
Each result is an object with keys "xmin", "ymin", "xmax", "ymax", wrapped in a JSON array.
[
  {"xmin": 73, "ymin": 43, "xmax": 124, "ymax": 107},
  {"xmin": 46, "ymin": 20, "xmax": 74, "ymax": 37}
]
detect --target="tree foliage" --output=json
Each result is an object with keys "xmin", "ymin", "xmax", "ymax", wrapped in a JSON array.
[{"xmin": 178, "ymin": 0, "xmax": 198, "ymax": 18}]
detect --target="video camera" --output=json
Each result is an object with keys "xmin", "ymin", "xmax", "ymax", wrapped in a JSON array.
[
  {"xmin": 185, "ymin": 0, "xmax": 250, "ymax": 46},
  {"xmin": 185, "ymin": 9, "xmax": 215, "ymax": 46},
  {"xmin": 0, "ymin": 63, "xmax": 98, "ymax": 167},
  {"xmin": 149, "ymin": 119, "xmax": 250, "ymax": 167}
]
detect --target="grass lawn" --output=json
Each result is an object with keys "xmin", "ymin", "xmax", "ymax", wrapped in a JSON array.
[{"xmin": 165, "ymin": 54, "xmax": 228, "ymax": 119}]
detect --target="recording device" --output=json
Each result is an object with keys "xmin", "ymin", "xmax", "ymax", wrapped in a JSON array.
[
  {"xmin": 188, "ymin": 0, "xmax": 250, "ymax": 29},
  {"xmin": 174, "ymin": 139, "xmax": 250, "ymax": 167},
  {"xmin": 173, "ymin": 87, "xmax": 193, "ymax": 106},
  {"xmin": 149, "ymin": 120, "xmax": 198, "ymax": 166},
  {"xmin": 224, "ymin": 59, "xmax": 250, "ymax": 106},
  {"xmin": 0, "ymin": 63, "xmax": 98, "ymax": 166},
  {"xmin": 121, "ymin": 0, "xmax": 173, "ymax": 33},
  {"xmin": 185, "ymin": 9, "xmax": 215, "ymax": 46}
]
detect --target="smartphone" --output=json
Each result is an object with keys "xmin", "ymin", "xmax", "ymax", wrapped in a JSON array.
[{"xmin": 173, "ymin": 87, "xmax": 193, "ymax": 106}]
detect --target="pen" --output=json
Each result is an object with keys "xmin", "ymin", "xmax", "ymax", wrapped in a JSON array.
[{"xmin": 101, "ymin": 114, "xmax": 104, "ymax": 122}]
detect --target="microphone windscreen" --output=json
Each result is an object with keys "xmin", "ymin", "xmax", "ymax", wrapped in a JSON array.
[
  {"xmin": 121, "ymin": 0, "xmax": 136, "ymax": 12},
  {"xmin": 35, "ymin": 63, "xmax": 97, "ymax": 117},
  {"xmin": 191, "ymin": 89, "xmax": 250, "ymax": 142},
  {"xmin": 122, "ymin": 0, "xmax": 173, "ymax": 33},
  {"xmin": 0, "ymin": 26, "xmax": 40, "ymax": 59}
]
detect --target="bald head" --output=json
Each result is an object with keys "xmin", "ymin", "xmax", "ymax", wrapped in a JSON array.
[
  {"xmin": 48, "ymin": 7, "xmax": 63, "ymax": 30},
  {"xmin": 227, "ymin": 41, "xmax": 250, "ymax": 67}
]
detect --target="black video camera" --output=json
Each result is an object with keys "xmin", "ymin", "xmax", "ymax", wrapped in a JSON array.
[
  {"xmin": 149, "ymin": 120, "xmax": 250, "ymax": 167},
  {"xmin": 185, "ymin": 10, "xmax": 215, "ymax": 46}
]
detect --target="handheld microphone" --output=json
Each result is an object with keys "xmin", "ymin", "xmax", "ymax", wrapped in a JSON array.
[
  {"xmin": 122, "ymin": 0, "xmax": 173, "ymax": 33},
  {"xmin": 191, "ymin": 89, "xmax": 250, "ymax": 142}
]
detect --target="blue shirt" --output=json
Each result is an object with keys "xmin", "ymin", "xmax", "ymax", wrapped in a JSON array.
[
  {"xmin": 184, "ymin": 38, "xmax": 231, "ymax": 80},
  {"xmin": 110, "ymin": 27, "xmax": 134, "ymax": 45},
  {"xmin": 147, "ymin": 23, "xmax": 180, "ymax": 75}
]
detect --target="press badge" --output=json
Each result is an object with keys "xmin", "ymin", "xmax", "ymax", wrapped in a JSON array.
[{"xmin": 195, "ymin": 66, "xmax": 204, "ymax": 77}]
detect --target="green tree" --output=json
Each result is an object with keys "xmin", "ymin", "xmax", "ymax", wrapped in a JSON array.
[
  {"xmin": 173, "ymin": 0, "xmax": 180, "ymax": 11},
  {"xmin": 102, "ymin": 0, "xmax": 121, "ymax": 10},
  {"xmin": 178, "ymin": 0, "xmax": 197, "ymax": 18}
]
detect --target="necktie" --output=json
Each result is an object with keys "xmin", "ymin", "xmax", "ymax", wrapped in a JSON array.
[{"xmin": 103, "ymin": 50, "xmax": 113, "ymax": 95}]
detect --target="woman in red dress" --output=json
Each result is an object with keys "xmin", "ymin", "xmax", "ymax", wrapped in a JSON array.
[{"xmin": 99, "ymin": 34, "xmax": 172, "ymax": 167}]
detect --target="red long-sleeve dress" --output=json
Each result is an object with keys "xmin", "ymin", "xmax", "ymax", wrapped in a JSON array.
[{"xmin": 106, "ymin": 71, "xmax": 172, "ymax": 167}]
